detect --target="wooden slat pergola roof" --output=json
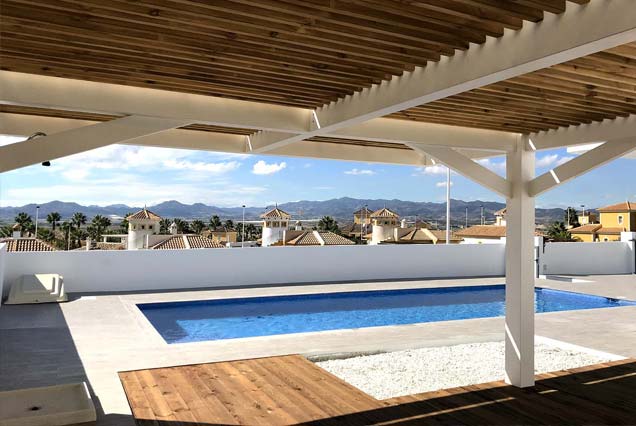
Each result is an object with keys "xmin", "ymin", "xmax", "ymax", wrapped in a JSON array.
[{"xmin": 4, "ymin": 0, "xmax": 634, "ymax": 134}]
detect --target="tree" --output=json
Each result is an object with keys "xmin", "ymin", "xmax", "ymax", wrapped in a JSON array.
[
  {"xmin": 317, "ymin": 216, "xmax": 340, "ymax": 234},
  {"xmin": 190, "ymin": 220, "xmax": 206, "ymax": 234},
  {"xmin": 238, "ymin": 223, "xmax": 259, "ymax": 242},
  {"xmin": 59, "ymin": 221, "xmax": 73, "ymax": 250},
  {"xmin": 564, "ymin": 207, "xmax": 580, "ymax": 228},
  {"xmin": 38, "ymin": 228, "xmax": 56, "ymax": 243},
  {"xmin": 89, "ymin": 215, "xmax": 111, "ymax": 240},
  {"xmin": 209, "ymin": 215, "xmax": 222, "ymax": 230},
  {"xmin": 46, "ymin": 212, "xmax": 62, "ymax": 231},
  {"xmin": 0, "ymin": 225, "xmax": 12, "ymax": 238},
  {"xmin": 14, "ymin": 212, "xmax": 32, "ymax": 228},
  {"xmin": 71, "ymin": 212, "xmax": 87, "ymax": 230},
  {"xmin": 224, "ymin": 219, "xmax": 235, "ymax": 230},
  {"xmin": 159, "ymin": 218, "xmax": 172, "ymax": 234},
  {"xmin": 546, "ymin": 221, "xmax": 579, "ymax": 242},
  {"xmin": 172, "ymin": 218, "xmax": 189, "ymax": 233},
  {"xmin": 120, "ymin": 213, "xmax": 132, "ymax": 233}
]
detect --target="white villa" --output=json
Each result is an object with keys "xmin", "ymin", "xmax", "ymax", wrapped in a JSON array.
[{"xmin": 1, "ymin": 1, "xmax": 636, "ymax": 425}]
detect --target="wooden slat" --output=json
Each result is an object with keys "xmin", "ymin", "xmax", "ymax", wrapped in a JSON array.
[
  {"xmin": 0, "ymin": 0, "xmax": 582, "ymax": 111},
  {"xmin": 119, "ymin": 356, "xmax": 636, "ymax": 426}
]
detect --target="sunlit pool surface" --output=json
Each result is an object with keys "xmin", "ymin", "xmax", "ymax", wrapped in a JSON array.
[{"xmin": 138, "ymin": 285, "xmax": 636, "ymax": 343}]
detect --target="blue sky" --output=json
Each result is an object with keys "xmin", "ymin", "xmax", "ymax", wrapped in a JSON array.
[{"xmin": 0, "ymin": 135, "xmax": 634, "ymax": 209}]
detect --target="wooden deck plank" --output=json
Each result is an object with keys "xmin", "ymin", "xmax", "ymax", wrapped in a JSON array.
[{"xmin": 120, "ymin": 356, "xmax": 636, "ymax": 426}]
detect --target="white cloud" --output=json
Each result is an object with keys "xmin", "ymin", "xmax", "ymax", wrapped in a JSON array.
[
  {"xmin": 163, "ymin": 159, "xmax": 240, "ymax": 174},
  {"xmin": 252, "ymin": 160, "xmax": 287, "ymax": 175},
  {"xmin": 536, "ymin": 154, "xmax": 573, "ymax": 169},
  {"xmin": 412, "ymin": 165, "xmax": 447, "ymax": 176},
  {"xmin": 40, "ymin": 145, "xmax": 243, "ymax": 182},
  {"xmin": 344, "ymin": 168, "xmax": 375, "ymax": 176},
  {"xmin": 476, "ymin": 158, "xmax": 506, "ymax": 175},
  {"xmin": 436, "ymin": 181, "xmax": 453, "ymax": 188}
]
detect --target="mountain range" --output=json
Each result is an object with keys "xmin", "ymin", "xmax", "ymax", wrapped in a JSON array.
[{"xmin": 0, "ymin": 198, "xmax": 566, "ymax": 226}]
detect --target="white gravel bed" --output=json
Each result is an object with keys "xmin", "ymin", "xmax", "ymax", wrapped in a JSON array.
[{"xmin": 316, "ymin": 341, "xmax": 619, "ymax": 399}]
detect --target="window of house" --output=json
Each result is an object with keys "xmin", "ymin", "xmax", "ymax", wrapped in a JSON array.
[
  {"xmin": 603, "ymin": 237, "xmax": 609, "ymax": 242},
  {"xmin": 141, "ymin": 225, "xmax": 145, "ymax": 230},
  {"xmin": 148, "ymin": 225, "xmax": 153, "ymax": 230},
  {"xmin": 618, "ymin": 215, "xmax": 624, "ymax": 225}
]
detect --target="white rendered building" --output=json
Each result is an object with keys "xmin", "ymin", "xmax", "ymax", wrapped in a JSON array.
[
  {"xmin": 126, "ymin": 208, "xmax": 162, "ymax": 250},
  {"xmin": 260, "ymin": 206, "xmax": 291, "ymax": 247}
]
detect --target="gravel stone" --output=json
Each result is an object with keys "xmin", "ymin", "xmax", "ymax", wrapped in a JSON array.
[{"xmin": 316, "ymin": 341, "xmax": 615, "ymax": 399}]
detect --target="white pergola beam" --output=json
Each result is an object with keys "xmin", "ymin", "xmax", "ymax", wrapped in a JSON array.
[
  {"xmin": 0, "ymin": 71, "xmax": 313, "ymax": 133},
  {"xmin": 250, "ymin": 0, "xmax": 636, "ymax": 153},
  {"xmin": 528, "ymin": 137, "xmax": 636, "ymax": 197},
  {"xmin": 0, "ymin": 113, "xmax": 432, "ymax": 167},
  {"xmin": 331, "ymin": 118, "xmax": 517, "ymax": 152},
  {"xmin": 0, "ymin": 72, "xmax": 520, "ymax": 153},
  {"xmin": 530, "ymin": 114, "xmax": 636, "ymax": 150},
  {"xmin": 408, "ymin": 143, "xmax": 512, "ymax": 198},
  {"xmin": 0, "ymin": 115, "xmax": 191, "ymax": 173}
]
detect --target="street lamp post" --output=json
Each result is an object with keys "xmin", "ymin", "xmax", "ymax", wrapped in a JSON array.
[
  {"xmin": 445, "ymin": 166, "xmax": 451, "ymax": 244},
  {"xmin": 35, "ymin": 205, "xmax": 40, "ymax": 238},
  {"xmin": 242, "ymin": 205, "xmax": 246, "ymax": 248},
  {"xmin": 480, "ymin": 205, "xmax": 484, "ymax": 225}
]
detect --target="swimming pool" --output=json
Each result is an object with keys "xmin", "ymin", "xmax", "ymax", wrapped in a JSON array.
[{"xmin": 138, "ymin": 285, "xmax": 636, "ymax": 344}]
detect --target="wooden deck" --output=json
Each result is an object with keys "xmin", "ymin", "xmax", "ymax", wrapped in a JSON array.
[{"xmin": 119, "ymin": 355, "xmax": 636, "ymax": 425}]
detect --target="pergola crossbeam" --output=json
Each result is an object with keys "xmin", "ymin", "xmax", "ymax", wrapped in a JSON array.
[
  {"xmin": 408, "ymin": 143, "xmax": 512, "ymax": 198},
  {"xmin": 528, "ymin": 137, "xmax": 636, "ymax": 197},
  {"xmin": 0, "ymin": 115, "xmax": 191, "ymax": 173}
]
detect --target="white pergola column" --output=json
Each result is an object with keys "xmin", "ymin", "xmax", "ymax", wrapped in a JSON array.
[{"xmin": 505, "ymin": 135, "xmax": 536, "ymax": 388}]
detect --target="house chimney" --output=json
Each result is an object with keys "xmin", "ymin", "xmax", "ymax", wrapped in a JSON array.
[{"xmin": 12, "ymin": 223, "xmax": 22, "ymax": 239}]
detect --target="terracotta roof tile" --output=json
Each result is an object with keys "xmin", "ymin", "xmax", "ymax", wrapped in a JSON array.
[
  {"xmin": 186, "ymin": 235, "xmax": 225, "ymax": 248},
  {"xmin": 317, "ymin": 231, "xmax": 355, "ymax": 245},
  {"xmin": 570, "ymin": 224, "xmax": 603, "ymax": 234},
  {"xmin": 597, "ymin": 201, "xmax": 635, "ymax": 212},
  {"xmin": 596, "ymin": 227, "xmax": 625, "ymax": 234},
  {"xmin": 151, "ymin": 236, "xmax": 186, "ymax": 250},
  {"xmin": 455, "ymin": 225, "xmax": 507, "ymax": 238},
  {"xmin": 127, "ymin": 208, "xmax": 162, "ymax": 221},
  {"xmin": 370, "ymin": 207, "xmax": 399, "ymax": 218},
  {"xmin": 0, "ymin": 238, "xmax": 57, "ymax": 252},
  {"xmin": 260, "ymin": 207, "xmax": 291, "ymax": 219}
]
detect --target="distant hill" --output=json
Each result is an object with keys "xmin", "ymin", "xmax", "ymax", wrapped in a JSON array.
[{"xmin": 0, "ymin": 198, "xmax": 566, "ymax": 226}]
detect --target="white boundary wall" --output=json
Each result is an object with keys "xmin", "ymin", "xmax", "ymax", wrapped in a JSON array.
[
  {"xmin": 2, "ymin": 244, "xmax": 505, "ymax": 294},
  {"xmin": 540, "ymin": 240, "xmax": 634, "ymax": 276}
]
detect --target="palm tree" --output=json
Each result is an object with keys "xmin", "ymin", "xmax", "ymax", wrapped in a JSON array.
[
  {"xmin": 190, "ymin": 220, "xmax": 206, "ymax": 234},
  {"xmin": 60, "ymin": 221, "xmax": 72, "ymax": 250},
  {"xmin": 546, "ymin": 221, "xmax": 578, "ymax": 242},
  {"xmin": 209, "ymin": 215, "xmax": 222, "ymax": 230},
  {"xmin": 159, "ymin": 218, "xmax": 172, "ymax": 234},
  {"xmin": 90, "ymin": 215, "xmax": 111, "ymax": 240},
  {"xmin": 71, "ymin": 212, "xmax": 87, "ymax": 230},
  {"xmin": 172, "ymin": 218, "xmax": 188, "ymax": 233},
  {"xmin": 0, "ymin": 225, "xmax": 13, "ymax": 238},
  {"xmin": 224, "ymin": 219, "xmax": 235, "ymax": 230},
  {"xmin": 14, "ymin": 212, "xmax": 32, "ymax": 228},
  {"xmin": 46, "ymin": 212, "xmax": 62, "ymax": 231},
  {"xmin": 564, "ymin": 207, "xmax": 580, "ymax": 228},
  {"xmin": 38, "ymin": 228, "xmax": 56, "ymax": 243},
  {"xmin": 120, "ymin": 213, "xmax": 132, "ymax": 233},
  {"xmin": 318, "ymin": 216, "xmax": 340, "ymax": 234}
]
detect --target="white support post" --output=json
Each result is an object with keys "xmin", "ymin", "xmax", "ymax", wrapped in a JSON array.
[{"xmin": 505, "ymin": 135, "xmax": 536, "ymax": 388}]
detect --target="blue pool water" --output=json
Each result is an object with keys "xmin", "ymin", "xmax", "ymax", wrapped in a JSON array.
[{"xmin": 138, "ymin": 285, "xmax": 636, "ymax": 344}]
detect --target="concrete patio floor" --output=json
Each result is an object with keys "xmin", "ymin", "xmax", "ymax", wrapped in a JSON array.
[{"xmin": 1, "ymin": 274, "xmax": 635, "ymax": 425}]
